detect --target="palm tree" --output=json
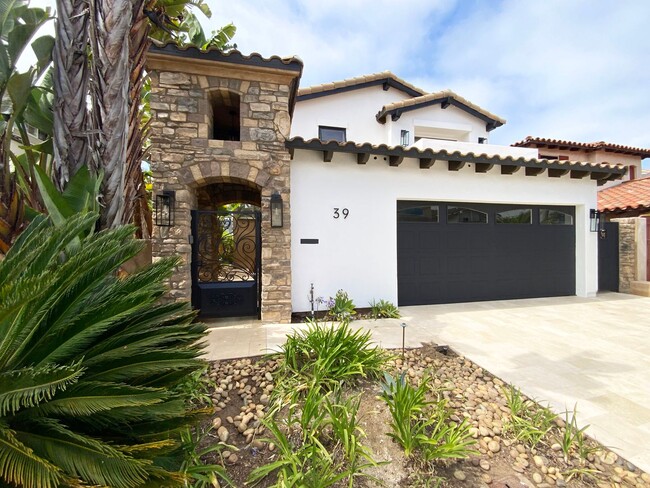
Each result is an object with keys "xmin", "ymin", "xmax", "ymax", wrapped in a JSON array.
[
  {"xmin": 0, "ymin": 212, "xmax": 207, "ymax": 487},
  {"xmin": 52, "ymin": 0, "xmax": 91, "ymax": 189}
]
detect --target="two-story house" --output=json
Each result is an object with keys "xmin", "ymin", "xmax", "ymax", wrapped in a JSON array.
[
  {"xmin": 288, "ymin": 73, "xmax": 626, "ymax": 313},
  {"xmin": 146, "ymin": 45, "xmax": 626, "ymax": 323}
]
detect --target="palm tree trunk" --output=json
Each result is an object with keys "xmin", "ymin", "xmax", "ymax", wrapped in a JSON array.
[
  {"xmin": 126, "ymin": 0, "xmax": 152, "ymax": 237},
  {"xmin": 89, "ymin": 0, "xmax": 132, "ymax": 229},
  {"xmin": 52, "ymin": 0, "xmax": 91, "ymax": 190}
]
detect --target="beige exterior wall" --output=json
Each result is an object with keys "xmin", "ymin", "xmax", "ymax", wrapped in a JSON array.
[
  {"xmin": 535, "ymin": 147, "xmax": 640, "ymax": 185},
  {"xmin": 611, "ymin": 217, "xmax": 648, "ymax": 293},
  {"xmin": 147, "ymin": 55, "xmax": 296, "ymax": 323}
]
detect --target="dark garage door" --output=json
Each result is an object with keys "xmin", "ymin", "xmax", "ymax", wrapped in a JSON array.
[{"xmin": 397, "ymin": 202, "xmax": 576, "ymax": 306}]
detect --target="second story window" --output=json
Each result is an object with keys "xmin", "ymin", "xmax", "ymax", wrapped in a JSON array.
[
  {"xmin": 400, "ymin": 130, "xmax": 410, "ymax": 146},
  {"xmin": 210, "ymin": 89, "xmax": 240, "ymax": 141},
  {"xmin": 318, "ymin": 126, "xmax": 346, "ymax": 143}
]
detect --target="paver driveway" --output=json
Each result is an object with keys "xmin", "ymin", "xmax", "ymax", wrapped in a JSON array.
[{"xmin": 204, "ymin": 292, "xmax": 650, "ymax": 472}]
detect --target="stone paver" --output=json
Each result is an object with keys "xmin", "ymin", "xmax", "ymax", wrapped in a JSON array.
[{"xmin": 204, "ymin": 292, "xmax": 650, "ymax": 472}]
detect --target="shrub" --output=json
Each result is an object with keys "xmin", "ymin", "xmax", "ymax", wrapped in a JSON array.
[
  {"xmin": 0, "ymin": 213, "xmax": 208, "ymax": 487},
  {"xmin": 327, "ymin": 289, "xmax": 356, "ymax": 320},
  {"xmin": 277, "ymin": 318, "xmax": 389, "ymax": 394},
  {"xmin": 369, "ymin": 299, "xmax": 400, "ymax": 319},
  {"xmin": 502, "ymin": 385, "xmax": 555, "ymax": 447},
  {"xmin": 249, "ymin": 385, "xmax": 379, "ymax": 488},
  {"xmin": 381, "ymin": 373, "xmax": 476, "ymax": 461}
]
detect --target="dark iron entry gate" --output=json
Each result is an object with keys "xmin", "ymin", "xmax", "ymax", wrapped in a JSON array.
[
  {"xmin": 191, "ymin": 210, "xmax": 261, "ymax": 318},
  {"xmin": 598, "ymin": 221, "xmax": 619, "ymax": 292}
]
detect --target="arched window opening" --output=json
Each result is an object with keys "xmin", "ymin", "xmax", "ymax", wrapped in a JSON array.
[{"xmin": 210, "ymin": 90, "xmax": 240, "ymax": 141}]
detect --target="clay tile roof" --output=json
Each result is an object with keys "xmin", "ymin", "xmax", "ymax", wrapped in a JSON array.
[
  {"xmin": 513, "ymin": 136, "xmax": 650, "ymax": 158},
  {"xmin": 376, "ymin": 90, "xmax": 506, "ymax": 128},
  {"xmin": 297, "ymin": 71, "xmax": 426, "ymax": 99},
  {"xmin": 149, "ymin": 40, "xmax": 304, "ymax": 72},
  {"xmin": 598, "ymin": 176, "xmax": 650, "ymax": 212},
  {"xmin": 286, "ymin": 137, "xmax": 626, "ymax": 185}
]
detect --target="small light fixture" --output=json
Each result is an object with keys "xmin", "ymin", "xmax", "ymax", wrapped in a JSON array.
[
  {"xmin": 589, "ymin": 209, "xmax": 599, "ymax": 233},
  {"xmin": 156, "ymin": 190, "xmax": 175, "ymax": 227},
  {"xmin": 400, "ymin": 322, "xmax": 407, "ymax": 362},
  {"xmin": 270, "ymin": 193, "xmax": 283, "ymax": 228},
  {"xmin": 599, "ymin": 212, "xmax": 607, "ymax": 239}
]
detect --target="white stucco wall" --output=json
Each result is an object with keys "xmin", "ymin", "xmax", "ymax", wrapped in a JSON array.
[
  {"xmin": 290, "ymin": 149, "xmax": 599, "ymax": 312},
  {"xmin": 290, "ymin": 86, "xmax": 412, "ymax": 143}
]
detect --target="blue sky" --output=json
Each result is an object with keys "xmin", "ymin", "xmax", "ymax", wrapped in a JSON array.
[
  {"xmin": 24, "ymin": 0, "xmax": 650, "ymax": 163},
  {"xmin": 206, "ymin": 0, "xmax": 650, "ymax": 159}
]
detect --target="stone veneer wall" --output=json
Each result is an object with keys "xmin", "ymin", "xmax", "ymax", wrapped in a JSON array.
[
  {"xmin": 611, "ymin": 217, "xmax": 638, "ymax": 293},
  {"xmin": 148, "ymin": 67, "xmax": 293, "ymax": 323}
]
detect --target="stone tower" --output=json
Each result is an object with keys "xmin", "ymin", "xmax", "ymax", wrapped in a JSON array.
[{"xmin": 146, "ymin": 43, "xmax": 302, "ymax": 323}]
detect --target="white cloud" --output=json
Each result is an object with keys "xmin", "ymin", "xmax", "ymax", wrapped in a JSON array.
[
  {"xmin": 212, "ymin": 0, "xmax": 650, "ymax": 155},
  {"xmin": 208, "ymin": 0, "xmax": 456, "ymax": 85}
]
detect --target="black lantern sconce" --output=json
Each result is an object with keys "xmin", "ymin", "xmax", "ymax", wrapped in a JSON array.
[
  {"xmin": 589, "ymin": 209, "xmax": 599, "ymax": 233},
  {"xmin": 155, "ymin": 190, "xmax": 175, "ymax": 227},
  {"xmin": 270, "ymin": 193, "xmax": 283, "ymax": 228}
]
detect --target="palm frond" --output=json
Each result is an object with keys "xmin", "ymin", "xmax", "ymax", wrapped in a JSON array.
[
  {"xmin": 15, "ymin": 418, "xmax": 151, "ymax": 488},
  {"xmin": 32, "ymin": 381, "xmax": 166, "ymax": 417},
  {"xmin": 0, "ymin": 362, "xmax": 84, "ymax": 415},
  {"xmin": 0, "ymin": 423, "xmax": 62, "ymax": 488}
]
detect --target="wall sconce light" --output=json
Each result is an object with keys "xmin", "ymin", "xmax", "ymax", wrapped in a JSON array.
[
  {"xmin": 155, "ymin": 190, "xmax": 175, "ymax": 227},
  {"xmin": 270, "ymin": 193, "xmax": 283, "ymax": 228},
  {"xmin": 589, "ymin": 209, "xmax": 599, "ymax": 233}
]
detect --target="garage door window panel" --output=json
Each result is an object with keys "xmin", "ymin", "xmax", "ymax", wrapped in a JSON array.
[
  {"xmin": 447, "ymin": 206, "xmax": 488, "ymax": 224},
  {"xmin": 540, "ymin": 209, "xmax": 574, "ymax": 225},
  {"xmin": 496, "ymin": 209, "xmax": 532, "ymax": 224},
  {"xmin": 397, "ymin": 202, "xmax": 439, "ymax": 222}
]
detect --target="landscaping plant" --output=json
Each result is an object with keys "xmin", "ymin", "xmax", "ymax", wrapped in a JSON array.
[
  {"xmin": 502, "ymin": 385, "xmax": 555, "ymax": 447},
  {"xmin": 381, "ymin": 372, "xmax": 477, "ymax": 461},
  {"xmin": 249, "ymin": 385, "xmax": 379, "ymax": 488},
  {"xmin": 0, "ymin": 212, "xmax": 209, "ymax": 487},
  {"xmin": 277, "ymin": 317, "xmax": 389, "ymax": 394},
  {"xmin": 369, "ymin": 299, "xmax": 401, "ymax": 319},
  {"xmin": 326, "ymin": 289, "xmax": 356, "ymax": 320}
]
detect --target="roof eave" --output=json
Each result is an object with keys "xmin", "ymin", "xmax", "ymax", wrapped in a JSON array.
[{"xmin": 285, "ymin": 137, "xmax": 626, "ymax": 185}]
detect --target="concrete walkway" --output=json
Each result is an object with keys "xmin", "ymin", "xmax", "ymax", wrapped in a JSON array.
[{"xmin": 203, "ymin": 293, "xmax": 650, "ymax": 473}]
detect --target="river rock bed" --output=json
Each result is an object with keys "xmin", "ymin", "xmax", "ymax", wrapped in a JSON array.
[{"xmin": 203, "ymin": 344, "xmax": 649, "ymax": 487}]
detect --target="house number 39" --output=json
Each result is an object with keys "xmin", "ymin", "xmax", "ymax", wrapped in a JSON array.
[{"xmin": 333, "ymin": 208, "xmax": 349, "ymax": 219}]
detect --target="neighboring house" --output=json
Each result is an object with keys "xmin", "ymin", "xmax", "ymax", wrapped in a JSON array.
[
  {"xmin": 512, "ymin": 136, "xmax": 650, "ymax": 186},
  {"xmin": 147, "ymin": 44, "xmax": 626, "ymax": 323},
  {"xmin": 598, "ymin": 176, "xmax": 649, "ymax": 294}
]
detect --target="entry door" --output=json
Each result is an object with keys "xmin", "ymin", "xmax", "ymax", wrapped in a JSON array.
[
  {"xmin": 598, "ymin": 221, "xmax": 619, "ymax": 292},
  {"xmin": 191, "ymin": 210, "xmax": 261, "ymax": 318}
]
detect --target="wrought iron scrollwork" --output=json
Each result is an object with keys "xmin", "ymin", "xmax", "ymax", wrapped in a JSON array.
[{"xmin": 195, "ymin": 211, "xmax": 259, "ymax": 282}]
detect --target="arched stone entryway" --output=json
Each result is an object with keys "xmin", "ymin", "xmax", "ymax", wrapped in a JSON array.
[
  {"xmin": 147, "ymin": 45, "xmax": 300, "ymax": 323},
  {"xmin": 191, "ymin": 179, "xmax": 262, "ymax": 318}
]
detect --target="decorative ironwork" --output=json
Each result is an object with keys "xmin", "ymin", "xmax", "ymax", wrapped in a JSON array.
[{"xmin": 194, "ymin": 211, "xmax": 259, "ymax": 283}]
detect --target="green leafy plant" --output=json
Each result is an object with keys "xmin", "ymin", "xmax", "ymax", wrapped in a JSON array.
[
  {"xmin": 380, "ymin": 372, "xmax": 432, "ymax": 456},
  {"xmin": 502, "ymin": 385, "xmax": 555, "ymax": 447},
  {"xmin": 277, "ymin": 318, "xmax": 389, "ymax": 395},
  {"xmin": 381, "ymin": 373, "xmax": 477, "ymax": 461},
  {"xmin": 327, "ymin": 289, "xmax": 356, "ymax": 320},
  {"xmin": 179, "ymin": 424, "xmax": 234, "ymax": 488},
  {"xmin": 174, "ymin": 366, "xmax": 217, "ymax": 408},
  {"xmin": 250, "ymin": 385, "xmax": 380, "ymax": 488},
  {"xmin": 0, "ymin": 212, "xmax": 208, "ymax": 487},
  {"xmin": 558, "ymin": 404, "xmax": 590, "ymax": 462},
  {"xmin": 369, "ymin": 299, "xmax": 401, "ymax": 319}
]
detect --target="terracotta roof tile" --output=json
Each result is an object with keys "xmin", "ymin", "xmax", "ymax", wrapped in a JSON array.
[
  {"xmin": 149, "ymin": 41, "xmax": 304, "ymax": 70},
  {"xmin": 513, "ymin": 136, "xmax": 650, "ymax": 158},
  {"xmin": 598, "ymin": 176, "xmax": 650, "ymax": 212},
  {"xmin": 376, "ymin": 90, "xmax": 506, "ymax": 125},
  {"xmin": 286, "ymin": 137, "xmax": 626, "ymax": 185},
  {"xmin": 297, "ymin": 71, "xmax": 426, "ymax": 97}
]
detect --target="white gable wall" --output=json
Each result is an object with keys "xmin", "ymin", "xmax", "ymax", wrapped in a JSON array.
[
  {"xmin": 386, "ymin": 104, "xmax": 489, "ymax": 145},
  {"xmin": 290, "ymin": 86, "xmax": 412, "ymax": 143},
  {"xmin": 290, "ymin": 149, "xmax": 598, "ymax": 312}
]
